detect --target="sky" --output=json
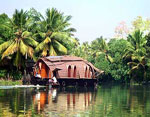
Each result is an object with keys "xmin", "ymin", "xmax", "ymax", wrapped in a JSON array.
[{"xmin": 0, "ymin": 0, "xmax": 150, "ymax": 43}]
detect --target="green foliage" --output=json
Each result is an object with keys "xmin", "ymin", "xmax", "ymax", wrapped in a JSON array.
[
  {"xmin": 132, "ymin": 16, "xmax": 150, "ymax": 32},
  {"xmin": 72, "ymin": 41, "xmax": 91, "ymax": 60},
  {"xmin": 0, "ymin": 8, "xmax": 150, "ymax": 84},
  {"xmin": 108, "ymin": 39, "xmax": 130, "ymax": 81},
  {"xmin": 0, "ymin": 69, "xmax": 7, "ymax": 78},
  {"xmin": 0, "ymin": 8, "xmax": 76, "ymax": 80},
  {"xmin": 0, "ymin": 80, "xmax": 22, "ymax": 86},
  {"xmin": 34, "ymin": 8, "xmax": 76, "ymax": 57},
  {"xmin": 122, "ymin": 30, "xmax": 149, "ymax": 83},
  {"xmin": 74, "ymin": 38, "xmax": 131, "ymax": 82},
  {"xmin": 0, "ymin": 69, "xmax": 22, "ymax": 80},
  {"xmin": 0, "ymin": 13, "xmax": 11, "ymax": 44},
  {"xmin": 0, "ymin": 9, "xmax": 39, "ymax": 69},
  {"xmin": 91, "ymin": 36, "xmax": 109, "ymax": 53},
  {"xmin": 9, "ymin": 71, "xmax": 22, "ymax": 80},
  {"xmin": 94, "ymin": 54, "xmax": 110, "ymax": 74}
]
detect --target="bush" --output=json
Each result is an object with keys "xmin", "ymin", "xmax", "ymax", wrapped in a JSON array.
[
  {"xmin": 0, "ymin": 69, "xmax": 22, "ymax": 80},
  {"xmin": 9, "ymin": 71, "xmax": 22, "ymax": 80}
]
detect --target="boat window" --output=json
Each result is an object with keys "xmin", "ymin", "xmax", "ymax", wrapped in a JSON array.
[
  {"xmin": 73, "ymin": 66, "xmax": 77, "ymax": 78},
  {"xmin": 68, "ymin": 66, "xmax": 71, "ymax": 77},
  {"xmin": 85, "ymin": 66, "xmax": 87, "ymax": 78}
]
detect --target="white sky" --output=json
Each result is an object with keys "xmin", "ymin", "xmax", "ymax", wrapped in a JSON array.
[{"xmin": 0, "ymin": 0, "xmax": 150, "ymax": 43}]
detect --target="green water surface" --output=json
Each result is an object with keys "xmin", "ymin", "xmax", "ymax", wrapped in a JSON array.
[{"xmin": 0, "ymin": 85, "xmax": 150, "ymax": 117}]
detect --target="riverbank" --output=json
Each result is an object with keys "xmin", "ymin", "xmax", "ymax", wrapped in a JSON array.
[{"xmin": 0, "ymin": 79, "xmax": 22, "ymax": 86}]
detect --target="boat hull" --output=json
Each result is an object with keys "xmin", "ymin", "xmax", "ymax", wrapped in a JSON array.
[{"xmin": 30, "ymin": 77, "xmax": 98, "ymax": 87}]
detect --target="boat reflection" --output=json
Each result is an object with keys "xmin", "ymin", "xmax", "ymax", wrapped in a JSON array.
[{"xmin": 32, "ymin": 87, "xmax": 97, "ymax": 113}]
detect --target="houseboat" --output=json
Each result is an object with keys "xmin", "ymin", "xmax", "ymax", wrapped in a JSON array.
[{"xmin": 31, "ymin": 56, "xmax": 103, "ymax": 86}]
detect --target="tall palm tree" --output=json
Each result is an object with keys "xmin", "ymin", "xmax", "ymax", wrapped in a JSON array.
[
  {"xmin": 0, "ymin": 9, "xmax": 38, "ymax": 69},
  {"xmin": 34, "ymin": 8, "xmax": 76, "ymax": 57}
]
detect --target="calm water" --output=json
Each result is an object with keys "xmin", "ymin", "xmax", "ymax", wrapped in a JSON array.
[{"xmin": 0, "ymin": 85, "xmax": 150, "ymax": 117}]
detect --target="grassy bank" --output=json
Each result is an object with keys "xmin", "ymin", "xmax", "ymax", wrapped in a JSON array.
[{"xmin": 0, "ymin": 80, "xmax": 22, "ymax": 86}]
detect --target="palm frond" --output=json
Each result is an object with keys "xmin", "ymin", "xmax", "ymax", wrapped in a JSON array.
[
  {"xmin": 49, "ymin": 44, "xmax": 57, "ymax": 56},
  {"xmin": 107, "ymin": 55, "xmax": 114, "ymax": 63},
  {"xmin": 38, "ymin": 32, "xmax": 46, "ymax": 38},
  {"xmin": 20, "ymin": 40, "xmax": 34, "ymax": 58},
  {"xmin": 43, "ymin": 37, "xmax": 51, "ymax": 44},
  {"xmin": 13, "ymin": 9, "xmax": 27, "ymax": 29},
  {"xmin": 20, "ymin": 40, "xmax": 28, "ymax": 56},
  {"xmin": 41, "ymin": 45, "xmax": 49, "ymax": 56},
  {"xmin": 22, "ymin": 31, "xmax": 32, "ymax": 38},
  {"xmin": 23, "ymin": 37, "xmax": 38, "ymax": 47},
  {"xmin": 127, "ymin": 62, "xmax": 137, "ymax": 67},
  {"xmin": 53, "ymin": 40, "xmax": 67, "ymax": 54},
  {"xmin": 0, "ymin": 24, "xmax": 12, "ymax": 31},
  {"xmin": 0, "ymin": 40, "xmax": 13, "ymax": 53},
  {"xmin": 2, "ymin": 42, "xmax": 17, "ymax": 59},
  {"xmin": 33, "ymin": 32, "xmax": 46, "ymax": 42},
  {"xmin": 35, "ymin": 42, "xmax": 45, "ymax": 52},
  {"xmin": 51, "ymin": 32, "xmax": 69, "ymax": 40},
  {"xmin": 129, "ymin": 66, "xmax": 138, "ymax": 75}
]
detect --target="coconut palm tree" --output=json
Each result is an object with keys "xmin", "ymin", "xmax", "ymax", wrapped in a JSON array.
[
  {"xmin": 127, "ymin": 57, "xmax": 146, "ymax": 82},
  {"xmin": 72, "ymin": 42, "xmax": 90, "ymax": 59},
  {"xmin": 0, "ymin": 9, "xmax": 38, "ymax": 69},
  {"xmin": 26, "ymin": 8, "xmax": 45, "ymax": 33},
  {"xmin": 91, "ymin": 36, "xmax": 113, "ymax": 63},
  {"xmin": 123, "ymin": 30, "xmax": 147, "ymax": 61},
  {"xmin": 123, "ymin": 30, "xmax": 148, "ymax": 82},
  {"xmin": 34, "ymin": 8, "xmax": 76, "ymax": 57}
]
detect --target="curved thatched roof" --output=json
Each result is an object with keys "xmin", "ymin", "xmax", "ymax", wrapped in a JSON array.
[{"xmin": 35, "ymin": 56, "xmax": 103, "ymax": 78}]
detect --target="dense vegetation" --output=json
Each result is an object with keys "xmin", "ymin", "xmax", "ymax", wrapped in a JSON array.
[
  {"xmin": 0, "ymin": 8, "xmax": 77, "ymax": 80},
  {"xmin": 72, "ymin": 17, "xmax": 150, "ymax": 84},
  {"xmin": 0, "ymin": 8, "xmax": 150, "ymax": 84}
]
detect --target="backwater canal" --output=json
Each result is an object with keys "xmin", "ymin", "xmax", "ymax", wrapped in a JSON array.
[{"xmin": 0, "ymin": 85, "xmax": 150, "ymax": 117}]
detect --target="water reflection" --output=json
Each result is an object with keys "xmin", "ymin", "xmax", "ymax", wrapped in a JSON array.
[
  {"xmin": 0, "ymin": 88, "xmax": 33, "ymax": 116},
  {"xmin": 88, "ymin": 85, "xmax": 150, "ymax": 117},
  {"xmin": 32, "ymin": 87, "xmax": 97, "ymax": 115},
  {"xmin": 0, "ymin": 85, "xmax": 150, "ymax": 116}
]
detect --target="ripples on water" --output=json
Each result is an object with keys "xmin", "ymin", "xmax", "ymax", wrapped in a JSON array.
[{"xmin": 0, "ymin": 85, "xmax": 150, "ymax": 117}]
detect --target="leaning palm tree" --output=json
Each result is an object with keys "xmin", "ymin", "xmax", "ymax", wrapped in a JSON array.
[
  {"xmin": 0, "ymin": 9, "xmax": 38, "ymax": 69},
  {"xmin": 34, "ymin": 8, "xmax": 76, "ymax": 57}
]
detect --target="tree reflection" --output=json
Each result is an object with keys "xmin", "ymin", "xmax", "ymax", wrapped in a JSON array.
[{"xmin": 86, "ymin": 85, "xmax": 150, "ymax": 117}]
